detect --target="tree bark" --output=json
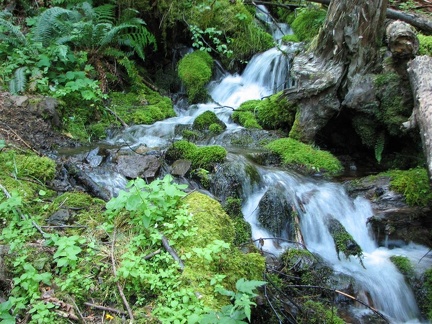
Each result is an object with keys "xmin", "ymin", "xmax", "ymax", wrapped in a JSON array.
[
  {"xmin": 407, "ymin": 56, "xmax": 432, "ymax": 185},
  {"xmin": 284, "ymin": 0, "xmax": 388, "ymax": 143}
]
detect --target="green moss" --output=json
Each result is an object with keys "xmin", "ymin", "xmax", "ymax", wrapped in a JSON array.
[
  {"xmin": 418, "ymin": 34, "xmax": 432, "ymax": 56},
  {"xmin": 232, "ymin": 110, "xmax": 262, "ymax": 129},
  {"xmin": 291, "ymin": 7, "xmax": 327, "ymax": 41},
  {"xmin": 109, "ymin": 87, "xmax": 175, "ymax": 126},
  {"xmin": 265, "ymin": 138, "xmax": 343, "ymax": 176},
  {"xmin": 223, "ymin": 197, "xmax": 252, "ymax": 246},
  {"xmin": 299, "ymin": 300, "xmax": 345, "ymax": 324},
  {"xmin": 374, "ymin": 73, "xmax": 411, "ymax": 136},
  {"xmin": 381, "ymin": 167, "xmax": 432, "ymax": 206},
  {"xmin": 178, "ymin": 51, "xmax": 214, "ymax": 103},
  {"xmin": 182, "ymin": 129, "xmax": 200, "ymax": 141},
  {"xmin": 0, "ymin": 150, "xmax": 56, "ymax": 182},
  {"xmin": 390, "ymin": 255, "xmax": 415, "ymax": 280},
  {"xmin": 192, "ymin": 111, "xmax": 226, "ymax": 132},
  {"xmin": 208, "ymin": 123, "xmax": 223, "ymax": 134},
  {"xmin": 179, "ymin": 192, "xmax": 265, "ymax": 304},
  {"xmin": 165, "ymin": 140, "xmax": 227, "ymax": 171},
  {"xmin": 423, "ymin": 268, "xmax": 432, "ymax": 320},
  {"xmin": 235, "ymin": 93, "xmax": 297, "ymax": 131},
  {"xmin": 352, "ymin": 115, "xmax": 379, "ymax": 149},
  {"xmin": 282, "ymin": 34, "xmax": 300, "ymax": 43}
]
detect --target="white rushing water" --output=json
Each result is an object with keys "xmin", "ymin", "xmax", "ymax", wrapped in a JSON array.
[
  {"xmin": 241, "ymin": 168, "xmax": 430, "ymax": 323},
  {"xmin": 103, "ymin": 6, "xmax": 432, "ymax": 323}
]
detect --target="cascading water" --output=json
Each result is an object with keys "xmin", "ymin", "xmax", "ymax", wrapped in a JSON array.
[{"xmin": 102, "ymin": 7, "xmax": 432, "ymax": 323}]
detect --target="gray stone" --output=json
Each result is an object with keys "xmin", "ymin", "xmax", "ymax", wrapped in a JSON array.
[
  {"xmin": 116, "ymin": 154, "xmax": 161, "ymax": 179},
  {"xmin": 171, "ymin": 159, "xmax": 191, "ymax": 176}
]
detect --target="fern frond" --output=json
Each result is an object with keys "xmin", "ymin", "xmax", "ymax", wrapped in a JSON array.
[
  {"xmin": 34, "ymin": 7, "xmax": 78, "ymax": 46},
  {"xmin": 374, "ymin": 132, "xmax": 385, "ymax": 164},
  {"xmin": 94, "ymin": 4, "xmax": 116, "ymax": 24},
  {"xmin": 0, "ymin": 17, "xmax": 26, "ymax": 47},
  {"xmin": 9, "ymin": 67, "xmax": 27, "ymax": 94}
]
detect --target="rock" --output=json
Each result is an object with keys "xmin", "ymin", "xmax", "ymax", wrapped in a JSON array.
[
  {"xmin": 85, "ymin": 147, "xmax": 103, "ymax": 167},
  {"xmin": 116, "ymin": 154, "xmax": 161, "ymax": 179},
  {"xmin": 47, "ymin": 209, "xmax": 71, "ymax": 226},
  {"xmin": 171, "ymin": 159, "xmax": 191, "ymax": 176}
]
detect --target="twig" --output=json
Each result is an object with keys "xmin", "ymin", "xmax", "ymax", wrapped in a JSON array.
[
  {"xmin": 160, "ymin": 233, "xmax": 185, "ymax": 270},
  {"xmin": 103, "ymin": 106, "xmax": 129, "ymax": 128},
  {"xmin": 67, "ymin": 296, "xmax": 87, "ymax": 324},
  {"xmin": 0, "ymin": 182, "xmax": 46, "ymax": 236},
  {"xmin": 111, "ymin": 229, "xmax": 134, "ymax": 321},
  {"xmin": 0, "ymin": 124, "xmax": 42, "ymax": 156},
  {"xmin": 84, "ymin": 302, "xmax": 127, "ymax": 316},
  {"xmin": 143, "ymin": 249, "xmax": 161, "ymax": 260}
]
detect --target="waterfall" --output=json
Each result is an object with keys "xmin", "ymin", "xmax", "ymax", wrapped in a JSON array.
[{"xmin": 240, "ymin": 164, "xmax": 426, "ymax": 322}]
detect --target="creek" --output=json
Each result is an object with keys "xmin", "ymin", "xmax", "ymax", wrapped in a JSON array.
[{"xmin": 90, "ymin": 6, "xmax": 432, "ymax": 323}]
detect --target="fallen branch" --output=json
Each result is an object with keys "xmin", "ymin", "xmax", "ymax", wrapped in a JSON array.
[
  {"xmin": 111, "ymin": 229, "xmax": 134, "ymax": 321},
  {"xmin": 161, "ymin": 233, "xmax": 185, "ymax": 271},
  {"xmin": 143, "ymin": 249, "xmax": 161, "ymax": 260},
  {"xmin": 103, "ymin": 106, "xmax": 129, "ymax": 128},
  {"xmin": 0, "ymin": 123, "xmax": 42, "ymax": 156},
  {"xmin": 84, "ymin": 302, "xmax": 127, "ymax": 316},
  {"xmin": 64, "ymin": 162, "xmax": 111, "ymax": 202}
]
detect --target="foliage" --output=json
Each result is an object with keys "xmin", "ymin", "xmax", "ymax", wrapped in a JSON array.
[
  {"xmin": 423, "ymin": 268, "xmax": 432, "ymax": 320},
  {"xmin": 0, "ymin": 166, "xmax": 265, "ymax": 322},
  {"xmin": 418, "ymin": 34, "xmax": 432, "ymax": 56},
  {"xmin": 265, "ymin": 138, "xmax": 343, "ymax": 176},
  {"xmin": 166, "ymin": 140, "xmax": 227, "ymax": 171},
  {"xmin": 178, "ymin": 50, "xmax": 214, "ymax": 103},
  {"xmin": 195, "ymin": 278, "xmax": 266, "ymax": 323},
  {"xmin": 291, "ymin": 7, "xmax": 327, "ymax": 41},
  {"xmin": 381, "ymin": 167, "xmax": 432, "ymax": 206},
  {"xmin": 282, "ymin": 34, "xmax": 300, "ymax": 43},
  {"xmin": 0, "ymin": 2, "xmax": 156, "ymax": 99}
]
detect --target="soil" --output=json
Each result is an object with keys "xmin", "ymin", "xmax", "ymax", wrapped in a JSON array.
[{"xmin": 0, "ymin": 92, "xmax": 78, "ymax": 154}]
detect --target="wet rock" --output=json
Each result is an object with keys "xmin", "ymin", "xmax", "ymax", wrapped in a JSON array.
[
  {"xmin": 171, "ymin": 159, "xmax": 191, "ymax": 176},
  {"xmin": 47, "ymin": 209, "xmax": 71, "ymax": 226},
  {"xmin": 344, "ymin": 176, "xmax": 432, "ymax": 247},
  {"xmin": 258, "ymin": 184, "xmax": 296, "ymax": 239},
  {"xmin": 116, "ymin": 154, "xmax": 162, "ymax": 179},
  {"xmin": 85, "ymin": 147, "xmax": 104, "ymax": 167}
]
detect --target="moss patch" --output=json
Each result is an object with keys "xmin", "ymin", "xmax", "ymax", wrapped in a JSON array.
[
  {"xmin": 178, "ymin": 51, "xmax": 214, "ymax": 103},
  {"xmin": 165, "ymin": 140, "xmax": 227, "ymax": 171},
  {"xmin": 291, "ymin": 7, "xmax": 327, "ymax": 41},
  {"xmin": 381, "ymin": 167, "xmax": 432, "ymax": 206},
  {"xmin": 193, "ymin": 111, "xmax": 226, "ymax": 133},
  {"xmin": 265, "ymin": 138, "xmax": 343, "ymax": 176}
]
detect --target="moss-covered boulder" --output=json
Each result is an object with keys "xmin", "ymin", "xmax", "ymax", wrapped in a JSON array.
[
  {"xmin": 192, "ymin": 111, "xmax": 226, "ymax": 133},
  {"xmin": 265, "ymin": 138, "xmax": 343, "ymax": 176},
  {"xmin": 290, "ymin": 6, "xmax": 327, "ymax": 41},
  {"xmin": 233, "ymin": 93, "xmax": 297, "ymax": 132},
  {"xmin": 165, "ymin": 140, "xmax": 227, "ymax": 171},
  {"xmin": 178, "ymin": 51, "xmax": 214, "ymax": 103},
  {"xmin": 109, "ymin": 86, "xmax": 175, "ymax": 125}
]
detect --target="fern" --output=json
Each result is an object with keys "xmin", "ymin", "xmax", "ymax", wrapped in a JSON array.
[
  {"xmin": 374, "ymin": 132, "xmax": 385, "ymax": 164},
  {"xmin": 9, "ymin": 67, "xmax": 27, "ymax": 94},
  {"xmin": 93, "ymin": 4, "xmax": 116, "ymax": 24},
  {"xmin": 34, "ymin": 7, "xmax": 77, "ymax": 46},
  {"xmin": 0, "ymin": 13, "xmax": 26, "ymax": 47}
]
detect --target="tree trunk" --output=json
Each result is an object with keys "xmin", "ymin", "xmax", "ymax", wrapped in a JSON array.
[
  {"xmin": 407, "ymin": 56, "xmax": 432, "ymax": 185},
  {"xmin": 284, "ymin": 0, "xmax": 388, "ymax": 143}
]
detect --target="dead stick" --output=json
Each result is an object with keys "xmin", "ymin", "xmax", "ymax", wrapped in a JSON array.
[
  {"xmin": 84, "ymin": 302, "xmax": 127, "ymax": 316},
  {"xmin": 160, "ymin": 233, "xmax": 185, "ymax": 270},
  {"xmin": 103, "ymin": 106, "xmax": 129, "ymax": 128},
  {"xmin": 144, "ymin": 249, "xmax": 161, "ymax": 260},
  {"xmin": 111, "ymin": 229, "xmax": 134, "ymax": 321}
]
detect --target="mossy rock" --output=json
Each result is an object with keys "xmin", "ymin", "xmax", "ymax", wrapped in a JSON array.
[
  {"xmin": 180, "ymin": 192, "xmax": 265, "ymax": 298},
  {"xmin": 0, "ymin": 149, "xmax": 56, "ymax": 182},
  {"xmin": 109, "ymin": 87, "xmax": 175, "ymax": 125},
  {"xmin": 192, "ymin": 111, "xmax": 226, "ymax": 132},
  {"xmin": 418, "ymin": 34, "xmax": 432, "ymax": 56},
  {"xmin": 165, "ymin": 140, "xmax": 227, "ymax": 171},
  {"xmin": 381, "ymin": 167, "xmax": 432, "ymax": 207},
  {"xmin": 234, "ymin": 93, "xmax": 297, "ymax": 132},
  {"xmin": 178, "ymin": 51, "xmax": 214, "ymax": 103},
  {"xmin": 265, "ymin": 138, "xmax": 343, "ymax": 176},
  {"xmin": 326, "ymin": 216, "xmax": 363, "ymax": 262}
]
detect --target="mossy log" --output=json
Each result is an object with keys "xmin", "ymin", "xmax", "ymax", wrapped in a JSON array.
[{"xmin": 406, "ymin": 56, "xmax": 432, "ymax": 186}]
